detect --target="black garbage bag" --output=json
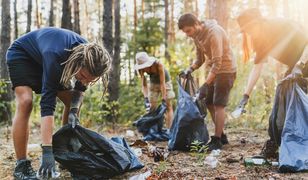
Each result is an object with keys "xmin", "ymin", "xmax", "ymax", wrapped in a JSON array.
[
  {"xmin": 269, "ymin": 78, "xmax": 308, "ymax": 172},
  {"xmin": 181, "ymin": 74, "xmax": 207, "ymax": 118},
  {"xmin": 168, "ymin": 78, "xmax": 209, "ymax": 151},
  {"xmin": 52, "ymin": 125, "xmax": 144, "ymax": 179},
  {"xmin": 133, "ymin": 102, "xmax": 169, "ymax": 141}
]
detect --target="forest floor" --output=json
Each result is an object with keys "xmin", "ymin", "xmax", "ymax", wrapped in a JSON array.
[{"xmin": 1, "ymin": 121, "xmax": 308, "ymax": 180}]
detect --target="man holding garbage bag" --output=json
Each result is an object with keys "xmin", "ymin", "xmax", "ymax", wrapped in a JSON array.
[
  {"xmin": 6, "ymin": 27, "xmax": 112, "ymax": 179},
  {"xmin": 178, "ymin": 13, "xmax": 237, "ymax": 151}
]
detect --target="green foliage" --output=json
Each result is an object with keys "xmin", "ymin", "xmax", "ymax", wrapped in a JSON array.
[
  {"xmin": 154, "ymin": 161, "xmax": 168, "ymax": 174},
  {"xmin": 190, "ymin": 140, "xmax": 208, "ymax": 165},
  {"xmin": 118, "ymin": 78, "xmax": 145, "ymax": 125},
  {"xmin": 0, "ymin": 79, "xmax": 12, "ymax": 122},
  {"xmin": 135, "ymin": 17, "xmax": 164, "ymax": 54}
]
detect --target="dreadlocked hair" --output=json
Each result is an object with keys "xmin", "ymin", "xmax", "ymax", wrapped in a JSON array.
[{"xmin": 60, "ymin": 43, "xmax": 112, "ymax": 94}]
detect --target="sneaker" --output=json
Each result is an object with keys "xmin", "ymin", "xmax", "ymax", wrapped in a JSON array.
[
  {"xmin": 260, "ymin": 139, "xmax": 279, "ymax": 159},
  {"xmin": 206, "ymin": 136, "xmax": 223, "ymax": 151},
  {"xmin": 221, "ymin": 133, "xmax": 229, "ymax": 145},
  {"xmin": 13, "ymin": 159, "xmax": 38, "ymax": 180}
]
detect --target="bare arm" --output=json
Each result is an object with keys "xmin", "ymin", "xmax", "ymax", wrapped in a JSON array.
[
  {"xmin": 140, "ymin": 73, "xmax": 148, "ymax": 98},
  {"xmin": 41, "ymin": 116, "xmax": 54, "ymax": 144},
  {"xmin": 244, "ymin": 63, "xmax": 264, "ymax": 96},
  {"xmin": 297, "ymin": 45, "xmax": 308, "ymax": 65},
  {"xmin": 157, "ymin": 63, "xmax": 167, "ymax": 100},
  {"xmin": 70, "ymin": 90, "xmax": 84, "ymax": 111}
]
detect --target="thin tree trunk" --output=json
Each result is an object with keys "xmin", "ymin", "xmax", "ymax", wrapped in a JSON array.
[
  {"xmin": 141, "ymin": 0, "xmax": 145, "ymax": 25},
  {"xmin": 27, "ymin": 0, "xmax": 32, "ymax": 33},
  {"xmin": 103, "ymin": 0, "xmax": 115, "ymax": 125},
  {"xmin": 49, "ymin": 0, "xmax": 55, "ymax": 26},
  {"xmin": 0, "ymin": 0, "xmax": 13, "ymax": 123},
  {"xmin": 14, "ymin": 0, "xmax": 18, "ymax": 39},
  {"xmin": 170, "ymin": 0, "xmax": 175, "ymax": 43},
  {"xmin": 207, "ymin": 0, "xmax": 228, "ymax": 30},
  {"xmin": 164, "ymin": 0, "xmax": 170, "ymax": 62},
  {"xmin": 73, "ymin": 0, "xmax": 81, "ymax": 34},
  {"xmin": 61, "ymin": 0, "xmax": 73, "ymax": 30},
  {"xmin": 35, "ymin": 0, "xmax": 41, "ymax": 28},
  {"xmin": 108, "ymin": 0, "xmax": 121, "ymax": 102}
]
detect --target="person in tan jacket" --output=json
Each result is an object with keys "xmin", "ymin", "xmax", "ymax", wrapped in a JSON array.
[{"xmin": 178, "ymin": 13, "xmax": 237, "ymax": 151}]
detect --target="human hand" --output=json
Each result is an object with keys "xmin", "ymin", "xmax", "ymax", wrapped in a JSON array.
[
  {"xmin": 179, "ymin": 67, "xmax": 193, "ymax": 78},
  {"xmin": 37, "ymin": 145, "xmax": 60, "ymax": 179},
  {"xmin": 284, "ymin": 62, "xmax": 304, "ymax": 81},
  {"xmin": 231, "ymin": 94, "xmax": 249, "ymax": 118},
  {"xmin": 198, "ymin": 83, "xmax": 209, "ymax": 100},
  {"xmin": 144, "ymin": 97, "xmax": 151, "ymax": 112},
  {"xmin": 68, "ymin": 108, "xmax": 80, "ymax": 128}
]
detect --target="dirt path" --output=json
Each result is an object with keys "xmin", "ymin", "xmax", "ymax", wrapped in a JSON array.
[{"xmin": 1, "ymin": 124, "xmax": 308, "ymax": 180}]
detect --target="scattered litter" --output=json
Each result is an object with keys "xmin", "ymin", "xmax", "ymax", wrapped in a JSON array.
[
  {"xmin": 126, "ymin": 130, "xmax": 135, "ymax": 137},
  {"xmin": 131, "ymin": 148, "xmax": 142, "ymax": 157},
  {"xmin": 129, "ymin": 170, "xmax": 152, "ymax": 180},
  {"xmin": 210, "ymin": 149, "xmax": 221, "ymax": 157},
  {"xmin": 204, "ymin": 155, "xmax": 219, "ymax": 168},
  {"xmin": 148, "ymin": 145, "xmax": 169, "ymax": 162},
  {"xmin": 130, "ymin": 139, "xmax": 148, "ymax": 147}
]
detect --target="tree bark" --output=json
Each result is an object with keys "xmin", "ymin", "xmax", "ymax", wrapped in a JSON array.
[
  {"xmin": 103, "ymin": 0, "xmax": 115, "ymax": 124},
  {"xmin": 61, "ymin": 0, "xmax": 73, "ymax": 30},
  {"xmin": 207, "ymin": 0, "xmax": 229, "ymax": 30},
  {"xmin": 0, "ymin": 0, "xmax": 13, "ymax": 123},
  {"xmin": 26, "ymin": 0, "xmax": 32, "ymax": 33},
  {"xmin": 170, "ymin": 0, "xmax": 175, "ymax": 43},
  {"xmin": 14, "ymin": 0, "xmax": 18, "ymax": 39},
  {"xmin": 108, "ymin": 0, "xmax": 121, "ymax": 102},
  {"xmin": 49, "ymin": 0, "xmax": 55, "ymax": 26},
  {"xmin": 73, "ymin": 0, "xmax": 81, "ymax": 34},
  {"xmin": 164, "ymin": 0, "xmax": 170, "ymax": 62},
  {"xmin": 35, "ymin": 0, "xmax": 41, "ymax": 29},
  {"xmin": 103, "ymin": 0, "xmax": 113, "ymax": 56}
]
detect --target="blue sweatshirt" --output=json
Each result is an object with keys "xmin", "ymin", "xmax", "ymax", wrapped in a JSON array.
[{"xmin": 6, "ymin": 27, "xmax": 88, "ymax": 117}]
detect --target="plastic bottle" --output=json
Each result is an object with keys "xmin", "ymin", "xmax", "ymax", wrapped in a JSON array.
[{"xmin": 244, "ymin": 157, "xmax": 270, "ymax": 166}]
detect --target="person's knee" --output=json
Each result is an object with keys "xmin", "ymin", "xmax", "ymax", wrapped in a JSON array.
[{"xmin": 17, "ymin": 95, "xmax": 33, "ymax": 112}]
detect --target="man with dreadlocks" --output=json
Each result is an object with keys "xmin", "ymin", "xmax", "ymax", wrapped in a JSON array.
[{"xmin": 6, "ymin": 27, "xmax": 111, "ymax": 179}]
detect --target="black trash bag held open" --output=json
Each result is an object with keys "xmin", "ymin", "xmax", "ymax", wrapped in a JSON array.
[
  {"xmin": 133, "ymin": 102, "xmax": 169, "ymax": 141},
  {"xmin": 181, "ymin": 74, "xmax": 207, "ymax": 117},
  {"xmin": 52, "ymin": 125, "xmax": 144, "ymax": 179},
  {"xmin": 269, "ymin": 78, "xmax": 308, "ymax": 172},
  {"xmin": 168, "ymin": 77, "xmax": 209, "ymax": 151}
]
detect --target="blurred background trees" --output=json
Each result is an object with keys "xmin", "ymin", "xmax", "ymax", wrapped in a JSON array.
[{"xmin": 0, "ymin": 0, "xmax": 307, "ymax": 130}]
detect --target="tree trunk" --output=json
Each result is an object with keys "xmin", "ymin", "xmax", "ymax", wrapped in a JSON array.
[
  {"xmin": 207, "ymin": 0, "xmax": 229, "ymax": 30},
  {"xmin": 14, "ymin": 0, "xmax": 18, "ymax": 39},
  {"xmin": 170, "ymin": 0, "xmax": 175, "ymax": 43},
  {"xmin": 108, "ymin": 0, "xmax": 121, "ymax": 103},
  {"xmin": 26, "ymin": 0, "xmax": 32, "ymax": 33},
  {"xmin": 73, "ymin": 0, "xmax": 81, "ymax": 34},
  {"xmin": 141, "ymin": 0, "xmax": 144, "ymax": 24},
  {"xmin": 0, "ymin": 0, "xmax": 13, "ymax": 123},
  {"xmin": 164, "ymin": 0, "xmax": 170, "ymax": 62},
  {"xmin": 49, "ymin": 0, "xmax": 55, "ymax": 26},
  {"xmin": 103, "ymin": 0, "xmax": 115, "ymax": 123},
  {"xmin": 61, "ymin": 0, "xmax": 73, "ymax": 30},
  {"xmin": 103, "ymin": 0, "xmax": 113, "ymax": 56},
  {"xmin": 35, "ymin": 0, "xmax": 41, "ymax": 29}
]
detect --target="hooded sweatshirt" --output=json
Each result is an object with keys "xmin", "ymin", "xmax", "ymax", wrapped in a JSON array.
[{"xmin": 192, "ymin": 20, "xmax": 236, "ymax": 74}]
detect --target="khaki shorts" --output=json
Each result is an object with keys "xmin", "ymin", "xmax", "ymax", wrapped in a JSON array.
[{"xmin": 149, "ymin": 81, "xmax": 175, "ymax": 103}]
